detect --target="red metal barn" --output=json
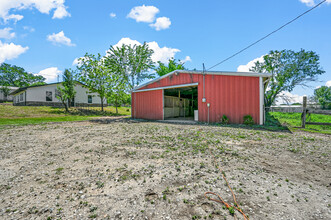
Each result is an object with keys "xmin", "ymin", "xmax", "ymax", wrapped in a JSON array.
[{"xmin": 131, "ymin": 70, "xmax": 271, "ymax": 124}]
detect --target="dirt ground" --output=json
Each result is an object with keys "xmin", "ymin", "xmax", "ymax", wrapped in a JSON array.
[{"xmin": 0, "ymin": 118, "xmax": 330, "ymax": 220}]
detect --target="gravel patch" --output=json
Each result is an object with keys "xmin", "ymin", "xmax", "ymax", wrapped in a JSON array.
[{"xmin": 0, "ymin": 119, "xmax": 330, "ymax": 219}]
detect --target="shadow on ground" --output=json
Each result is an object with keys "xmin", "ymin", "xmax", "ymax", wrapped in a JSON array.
[
  {"xmin": 90, "ymin": 112, "xmax": 290, "ymax": 133},
  {"xmin": 46, "ymin": 107, "xmax": 128, "ymax": 117}
]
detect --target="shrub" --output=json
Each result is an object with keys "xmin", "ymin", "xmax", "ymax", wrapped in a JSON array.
[
  {"xmin": 243, "ymin": 115, "xmax": 254, "ymax": 125},
  {"xmin": 220, "ymin": 115, "xmax": 229, "ymax": 124}
]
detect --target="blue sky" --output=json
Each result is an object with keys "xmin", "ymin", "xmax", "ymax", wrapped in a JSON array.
[{"xmin": 0, "ymin": 0, "xmax": 330, "ymax": 103}]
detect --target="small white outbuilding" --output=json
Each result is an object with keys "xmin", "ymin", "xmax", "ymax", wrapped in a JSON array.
[
  {"xmin": 0, "ymin": 86, "xmax": 19, "ymax": 102},
  {"xmin": 11, "ymin": 82, "xmax": 104, "ymax": 107}
]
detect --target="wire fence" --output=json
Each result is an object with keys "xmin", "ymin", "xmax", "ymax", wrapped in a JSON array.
[{"xmin": 71, "ymin": 102, "xmax": 107, "ymax": 115}]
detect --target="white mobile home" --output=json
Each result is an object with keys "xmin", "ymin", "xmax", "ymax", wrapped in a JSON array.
[
  {"xmin": 11, "ymin": 82, "xmax": 104, "ymax": 107},
  {"xmin": 0, "ymin": 86, "xmax": 19, "ymax": 102}
]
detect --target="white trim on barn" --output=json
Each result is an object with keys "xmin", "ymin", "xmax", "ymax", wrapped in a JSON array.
[
  {"xmin": 133, "ymin": 83, "xmax": 199, "ymax": 93},
  {"xmin": 259, "ymin": 77, "xmax": 264, "ymax": 125},
  {"xmin": 162, "ymin": 89, "xmax": 164, "ymax": 120}
]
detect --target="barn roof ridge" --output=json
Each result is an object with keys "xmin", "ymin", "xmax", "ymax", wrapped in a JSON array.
[{"xmin": 132, "ymin": 70, "xmax": 271, "ymax": 92}]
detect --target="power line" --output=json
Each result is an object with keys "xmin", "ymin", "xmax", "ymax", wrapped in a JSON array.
[{"xmin": 207, "ymin": 0, "xmax": 327, "ymax": 71}]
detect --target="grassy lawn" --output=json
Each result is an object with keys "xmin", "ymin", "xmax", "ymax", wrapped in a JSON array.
[
  {"xmin": 0, "ymin": 104, "xmax": 131, "ymax": 127},
  {"xmin": 269, "ymin": 112, "xmax": 331, "ymax": 134},
  {"xmin": 1, "ymin": 104, "xmax": 330, "ymax": 134}
]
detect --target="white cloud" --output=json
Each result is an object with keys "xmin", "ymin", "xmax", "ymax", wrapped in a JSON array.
[
  {"xmin": 5, "ymin": 14, "xmax": 23, "ymax": 23},
  {"xmin": 183, "ymin": 56, "xmax": 192, "ymax": 63},
  {"xmin": 148, "ymin": 41, "xmax": 180, "ymax": 63},
  {"xmin": 300, "ymin": 0, "xmax": 316, "ymax": 6},
  {"xmin": 112, "ymin": 37, "xmax": 182, "ymax": 64},
  {"xmin": 0, "ymin": 0, "xmax": 70, "ymax": 22},
  {"xmin": 113, "ymin": 37, "xmax": 141, "ymax": 48},
  {"xmin": 52, "ymin": 5, "xmax": 71, "ymax": 19},
  {"xmin": 127, "ymin": 5, "xmax": 172, "ymax": 31},
  {"xmin": 0, "ymin": 40, "xmax": 28, "ymax": 63},
  {"xmin": 150, "ymin": 17, "xmax": 171, "ymax": 31},
  {"xmin": 47, "ymin": 31, "xmax": 75, "ymax": 46},
  {"xmin": 237, "ymin": 55, "xmax": 265, "ymax": 72},
  {"xmin": 23, "ymin": 26, "xmax": 35, "ymax": 32},
  {"xmin": 110, "ymin": 13, "xmax": 116, "ymax": 18},
  {"xmin": 72, "ymin": 57, "xmax": 80, "ymax": 66},
  {"xmin": 299, "ymin": 0, "xmax": 331, "ymax": 6},
  {"xmin": 0, "ymin": 28, "xmax": 15, "ymax": 39},
  {"xmin": 275, "ymin": 91, "xmax": 304, "ymax": 105},
  {"xmin": 127, "ymin": 5, "xmax": 159, "ymax": 23},
  {"xmin": 72, "ymin": 56, "xmax": 92, "ymax": 66},
  {"xmin": 38, "ymin": 67, "xmax": 61, "ymax": 83}
]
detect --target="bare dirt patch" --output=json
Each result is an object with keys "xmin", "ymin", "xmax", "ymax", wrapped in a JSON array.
[{"xmin": 0, "ymin": 119, "xmax": 330, "ymax": 219}]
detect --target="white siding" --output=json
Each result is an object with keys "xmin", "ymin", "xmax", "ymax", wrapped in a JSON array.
[
  {"xmin": 26, "ymin": 84, "xmax": 60, "ymax": 102},
  {"xmin": 74, "ymin": 84, "xmax": 102, "ymax": 104},
  {"xmin": 259, "ymin": 77, "xmax": 264, "ymax": 125},
  {"xmin": 19, "ymin": 83, "xmax": 102, "ymax": 104},
  {"xmin": 13, "ymin": 91, "xmax": 26, "ymax": 103}
]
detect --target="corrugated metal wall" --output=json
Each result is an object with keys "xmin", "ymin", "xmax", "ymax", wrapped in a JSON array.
[
  {"xmin": 132, "ymin": 90, "xmax": 163, "ymax": 120},
  {"xmin": 198, "ymin": 75, "xmax": 260, "ymax": 124},
  {"xmin": 139, "ymin": 72, "xmax": 201, "ymax": 90},
  {"xmin": 133, "ymin": 73, "xmax": 260, "ymax": 124}
]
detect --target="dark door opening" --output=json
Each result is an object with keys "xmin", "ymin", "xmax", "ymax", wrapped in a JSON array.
[
  {"xmin": 164, "ymin": 86, "xmax": 198, "ymax": 121},
  {"xmin": 70, "ymin": 97, "xmax": 75, "ymax": 107}
]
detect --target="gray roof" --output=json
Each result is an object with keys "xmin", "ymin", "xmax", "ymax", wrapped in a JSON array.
[
  {"xmin": 0, "ymin": 86, "xmax": 19, "ymax": 90},
  {"xmin": 10, "ymin": 81, "xmax": 85, "ymax": 95}
]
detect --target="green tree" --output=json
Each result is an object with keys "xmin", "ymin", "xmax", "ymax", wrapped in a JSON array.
[
  {"xmin": 106, "ymin": 42, "xmax": 155, "ymax": 89},
  {"xmin": 314, "ymin": 86, "xmax": 331, "ymax": 109},
  {"xmin": 155, "ymin": 58, "xmax": 185, "ymax": 76},
  {"xmin": 250, "ymin": 49, "xmax": 325, "ymax": 108},
  {"xmin": 0, "ymin": 86, "xmax": 11, "ymax": 102},
  {"xmin": 105, "ymin": 67, "xmax": 128, "ymax": 114},
  {"xmin": 0, "ymin": 63, "xmax": 45, "ymax": 87},
  {"xmin": 76, "ymin": 53, "xmax": 112, "ymax": 111},
  {"xmin": 107, "ymin": 83, "xmax": 129, "ymax": 114},
  {"xmin": 105, "ymin": 46, "xmax": 133, "ymax": 113},
  {"xmin": 56, "ymin": 69, "xmax": 76, "ymax": 112}
]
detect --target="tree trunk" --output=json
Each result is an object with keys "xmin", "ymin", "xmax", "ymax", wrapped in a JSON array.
[
  {"xmin": 265, "ymin": 98, "xmax": 272, "ymax": 112},
  {"xmin": 116, "ymin": 98, "xmax": 118, "ymax": 114},
  {"xmin": 62, "ymin": 99, "xmax": 69, "ymax": 112},
  {"xmin": 101, "ymin": 97, "xmax": 104, "ymax": 112},
  {"xmin": 265, "ymin": 94, "xmax": 275, "ymax": 110}
]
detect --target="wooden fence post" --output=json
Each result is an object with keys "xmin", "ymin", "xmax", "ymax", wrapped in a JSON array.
[{"xmin": 302, "ymin": 96, "xmax": 307, "ymax": 128}]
